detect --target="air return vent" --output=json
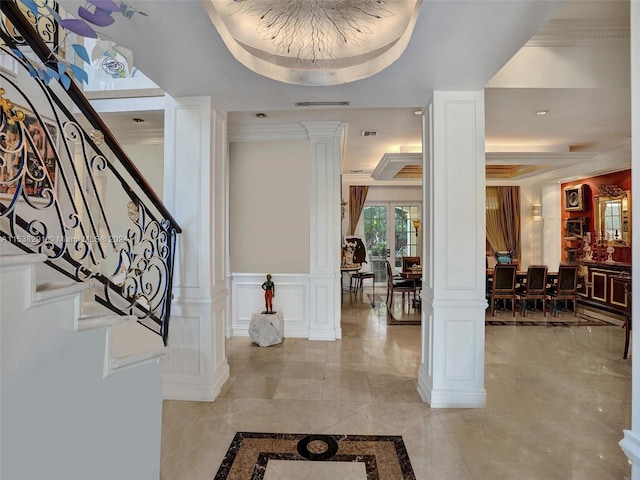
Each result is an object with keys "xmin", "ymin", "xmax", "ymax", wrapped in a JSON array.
[
  {"xmin": 361, "ymin": 130, "xmax": 378, "ymax": 137},
  {"xmin": 295, "ymin": 101, "xmax": 350, "ymax": 107}
]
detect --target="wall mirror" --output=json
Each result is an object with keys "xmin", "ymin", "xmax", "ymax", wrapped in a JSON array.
[{"xmin": 594, "ymin": 185, "xmax": 631, "ymax": 245}]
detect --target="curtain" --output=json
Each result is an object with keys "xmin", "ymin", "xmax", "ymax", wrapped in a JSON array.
[
  {"xmin": 348, "ymin": 185, "xmax": 369, "ymax": 235},
  {"xmin": 486, "ymin": 186, "xmax": 520, "ymax": 260},
  {"xmin": 499, "ymin": 186, "xmax": 520, "ymax": 260}
]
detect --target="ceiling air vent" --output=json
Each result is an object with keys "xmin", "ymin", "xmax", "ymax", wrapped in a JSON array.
[
  {"xmin": 295, "ymin": 101, "xmax": 350, "ymax": 107},
  {"xmin": 361, "ymin": 130, "xmax": 378, "ymax": 137}
]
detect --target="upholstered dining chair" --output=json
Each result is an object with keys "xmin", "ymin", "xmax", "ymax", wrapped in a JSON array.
[
  {"xmin": 547, "ymin": 264, "xmax": 579, "ymax": 317},
  {"xmin": 488, "ymin": 264, "xmax": 518, "ymax": 316},
  {"xmin": 516, "ymin": 265, "xmax": 548, "ymax": 317},
  {"xmin": 385, "ymin": 260, "xmax": 415, "ymax": 309}
]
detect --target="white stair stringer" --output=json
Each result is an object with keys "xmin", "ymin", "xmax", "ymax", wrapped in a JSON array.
[{"xmin": 1, "ymin": 253, "xmax": 164, "ymax": 480}]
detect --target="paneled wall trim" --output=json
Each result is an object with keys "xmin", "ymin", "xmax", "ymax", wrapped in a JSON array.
[{"xmin": 231, "ymin": 273, "xmax": 310, "ymax": 338}]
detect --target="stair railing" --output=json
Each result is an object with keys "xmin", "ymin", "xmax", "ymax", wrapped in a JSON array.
[{"xmin": 0, "ymin": 0, "xmax": 181, "ymax": 345}]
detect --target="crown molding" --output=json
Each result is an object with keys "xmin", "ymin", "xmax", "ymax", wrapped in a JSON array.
[
  {"xmin": 486, "ymin": 151, "xmax": 595, "ymax": 165},
  {"xmin": 114, "ymin": 128, "xmax": 165, "ymax": 146},
  {"xmin": 342, "ymin": 172, "xmax": 421, "ymax": 187},
  {"xmin": 527, "ymin": 19, "xmax": 629, "ymax": 47},
  {"xmin": 228, "ymin": 124, "xmax": 309, "ymax": 142}
]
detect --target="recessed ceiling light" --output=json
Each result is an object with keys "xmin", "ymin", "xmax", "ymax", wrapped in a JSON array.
[
  {"xmin": 536, "ymin": 110, "xmax": 548, "ymax": 116},
  {"xmin": 256, "ymin": 113, "xmax": 267, "ymax": 118},
  {"xmin": 133, "ymin": 118, "xmax": 144, "ymax": 123},
  {"xmin": 414, "ymin": 110, "xmax": 422, "ymax": 115}
]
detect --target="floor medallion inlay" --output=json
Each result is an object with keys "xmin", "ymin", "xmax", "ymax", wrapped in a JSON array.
[{"xmin": 213, "ymin": 432, "xmax": 416, "ymax": 480}]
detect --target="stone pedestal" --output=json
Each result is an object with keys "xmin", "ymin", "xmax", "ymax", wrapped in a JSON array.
[{"xmin": 249, "ymin": 311, "xmax": 284, "ymax": 347}]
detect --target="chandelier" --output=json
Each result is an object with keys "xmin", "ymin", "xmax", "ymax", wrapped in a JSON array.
[{"xmin": 230, "ymin": 0, "xmax": 394, "ymax": 64}]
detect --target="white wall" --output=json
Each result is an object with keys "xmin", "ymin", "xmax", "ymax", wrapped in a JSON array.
[
  {"xmin": 122, "ymin": 143, "xmax": 165, "ymax": 200},
  {"xmin": 229, "ymin": 140, "xmax": 311, "ymax": 274}
]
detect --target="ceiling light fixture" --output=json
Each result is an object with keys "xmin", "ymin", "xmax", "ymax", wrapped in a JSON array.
[
  {"xmin": 536, "ymin": 110, "xmax": 548, "ymax": 116},
  {"xmin": 132, "ymin": 118, "xmax": 144, "ymax": 123},
  {"xmin": 255, "ymin": 113, "xmax": 267, "ymax": 118},
  {"xmin": 231, "ymin": 0, "xmax": 393, "ymax": 64}
]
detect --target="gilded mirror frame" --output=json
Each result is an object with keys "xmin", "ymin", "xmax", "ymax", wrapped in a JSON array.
[{"xmin": 593, "ymin": 185, "xmax": 631, "ymax": 245}]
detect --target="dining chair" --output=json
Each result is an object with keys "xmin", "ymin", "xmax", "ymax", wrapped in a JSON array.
[
  {"xmin": 516, "ymin": 265, "xmax": 548, "ymax": 317},
  {"xmin": 346, "ymin": 237, "xmax": 376, "ymax": 302},
  {"xmin": 386, "ymin": 260, "xmax": 415, "ymax": 309},
  {"xmin": 488, "ymin": 264, "xmax": 518, "ymax": 316},
  {"xmin": 547, "ymin": 264, "xmax": 579, "ymax": 316},
  {"xmin": 402, "ymin": 256, "xmax": 420, "ymax": 271}
]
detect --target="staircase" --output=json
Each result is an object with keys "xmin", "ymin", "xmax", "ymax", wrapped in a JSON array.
[
  {"xmin": 1, "ymin": 254, "xmax": 166, "ymax": 479},
  {"xmin": 0, "ymin": 2, "xmax": 181, "ymax": 479}
]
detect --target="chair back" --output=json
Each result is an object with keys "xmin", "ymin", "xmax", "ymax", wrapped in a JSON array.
[
  {"xmin": 402, "ymin": 256, "xmax": 420, "ymax": 271},
  {"xmin": 492, "ymin": 264, "xmax": 517, "ymax": 293},
  {"xmin": 556, "ymin": 264, "xmax": 578, "ymax": 293},
  {"xmin": 345, "ymin": 237, "xmax": 367, "ymax": 265},
  {"xmin": 525, "ymin": 265, "xmax": 548, "ymax": 293},
  {"xmin": 385, "ymin": 260, "xmax": 394, "ymax": 287}
]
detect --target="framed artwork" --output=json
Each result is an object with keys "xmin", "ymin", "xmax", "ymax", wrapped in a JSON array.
[
  {"xmin": 0, "ymin": 106, "xmax": 57, "ymax": 200},
  {"xmin": 563, "ymin": 184, "xmax": 585, "ymax": 212}
]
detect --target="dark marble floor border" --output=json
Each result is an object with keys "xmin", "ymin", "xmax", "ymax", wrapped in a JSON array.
[{"xmin": 214, "ymin": 432, "xmax": 416, "ymax": 480}]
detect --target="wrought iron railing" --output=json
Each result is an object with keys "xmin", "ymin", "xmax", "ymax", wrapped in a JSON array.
[{"xmin": 0, "ymin": 1, "xmax": 181, "ymax": 345}]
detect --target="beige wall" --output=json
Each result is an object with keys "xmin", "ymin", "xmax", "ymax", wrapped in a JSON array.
[{"xmin": 229, "ymin": 140, "xmax": 311, "ymax": 274}]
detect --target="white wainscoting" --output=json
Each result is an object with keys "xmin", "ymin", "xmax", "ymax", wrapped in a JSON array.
[{"xmin": 231, "ymin": 273, "xmax": 310, "ymax": 338}]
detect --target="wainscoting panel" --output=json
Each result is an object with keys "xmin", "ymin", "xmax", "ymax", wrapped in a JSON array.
[{"xmin": 231, "ymin": 273, "xmax": 310, "ymax": 338}]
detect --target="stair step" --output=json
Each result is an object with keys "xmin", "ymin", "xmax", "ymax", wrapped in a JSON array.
[{"xmin": 33, "ymin": 281, "xmax": 93, "ymax": 303}]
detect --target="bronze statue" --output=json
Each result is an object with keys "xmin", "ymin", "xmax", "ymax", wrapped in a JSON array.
[{"xmin": 261, "ymin": 274, "xmax": 275, "ymax": 314}]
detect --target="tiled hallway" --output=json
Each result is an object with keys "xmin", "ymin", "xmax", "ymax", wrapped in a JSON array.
[{"xmin": 161, "ymin": 293, "xmax": 631, "ymax": 479}]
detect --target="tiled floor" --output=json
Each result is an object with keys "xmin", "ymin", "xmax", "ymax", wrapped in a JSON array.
[{"xmin": 160, "ymin": 292, "xmax": 632, "ymax": 480}]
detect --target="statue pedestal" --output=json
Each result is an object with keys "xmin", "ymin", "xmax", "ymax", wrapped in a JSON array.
[{"xmin": 249, "ymin": 311, "xmax": 283, "ymax": 347}]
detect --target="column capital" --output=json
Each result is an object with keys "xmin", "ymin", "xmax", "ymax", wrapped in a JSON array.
[{"xmin": 301, "ymin": 121, "xmax": 345, "ymax": 139}]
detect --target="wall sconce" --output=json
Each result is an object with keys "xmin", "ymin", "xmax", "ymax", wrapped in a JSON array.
[
  {"xmin": 532, "ymin": 203, "xmax": 542, "ymax": 219},
  {"xmin": 341, "ymin": 199, "xmax": 347, "ymax": 220},
  {"xmin": 413, "ymin": 219, "xmax": 421, "ymax": 236}
]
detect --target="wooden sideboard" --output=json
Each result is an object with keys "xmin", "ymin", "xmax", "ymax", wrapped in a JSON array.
[{"xmin": 577, "ymin": 260, "xmax": 631, "ymax": 315}]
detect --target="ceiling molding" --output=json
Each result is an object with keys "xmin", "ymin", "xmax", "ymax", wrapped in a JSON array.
[
  {"xmin": 114, "ymin": 128, "xmax": 165, "ymax": 145},
  {"xmin": 486, "ymin": 151, "xmax": 596, "ymax": 165},
  {"xmin": 342, "ymin": 172, "xmax": 421, "ymax": 187},
  {"xmin": 371, "ymin": 152, "xmax": 422, "ymax": 180},
  {"xmin": 527, "ymin": 19, "xmax": 629, "ymax": 47},
  {"xmin": 228, "ymin": 124, "xmax": 309, "ymax": 142}
]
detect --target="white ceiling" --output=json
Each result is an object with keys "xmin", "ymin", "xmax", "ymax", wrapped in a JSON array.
[{"xmin": 61, "ymin": 0, "xmax": 632, "ymax": 183}]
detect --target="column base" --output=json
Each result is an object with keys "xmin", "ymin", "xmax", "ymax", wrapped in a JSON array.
[{"xmin": 418, "ymin": 364, "xmax": 486, "ymax": 408}]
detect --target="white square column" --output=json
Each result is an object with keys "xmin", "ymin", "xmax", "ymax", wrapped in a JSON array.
[
  {"xmin": 161, "ymin": 96, "xmax": 230, "ymax": 400},
  {"xmin": 417, "ymin": 91, "xmax": 487, "ymax": 408},
  {"xmin": 302, "ymin": 122, "xmax": 345, "ymax": 341}
]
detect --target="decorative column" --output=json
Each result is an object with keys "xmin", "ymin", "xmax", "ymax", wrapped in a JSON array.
[
  {"xmin": 161, "ymin": 96, "xmax": 229, "ymax": 400},
  {"xmin": 417, "ymin": 91, "xmax": 487, "ymax": 408},
  {"xmin": 619, "ymin": 1, "xmax": 639, "ymax": 475},
  {"xmin": 302, "ymin": 121, "xmax": 345, "ymax": 341}
]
